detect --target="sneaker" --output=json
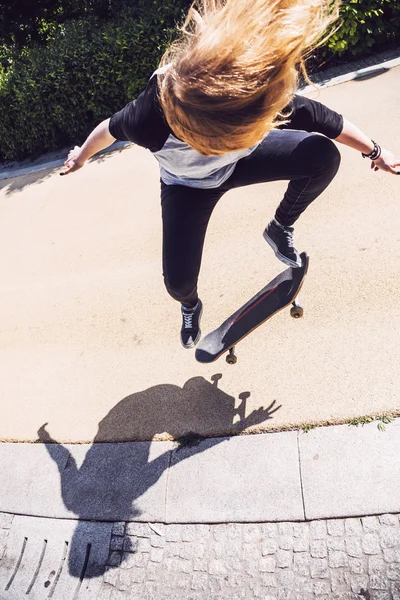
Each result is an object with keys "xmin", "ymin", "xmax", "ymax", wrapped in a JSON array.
[
  {"xmin": 263, "ymin": 219, "xmax": 302, "ymax": 268},
  {"xmin": 181, "ymin": 299, "xmax": 203, "ymax": 349}
]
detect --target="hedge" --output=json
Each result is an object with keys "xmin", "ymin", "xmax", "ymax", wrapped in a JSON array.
[
  {"xmin": 323, "ymin": 0, "xmax": 400, "ymax": 58},
  {"xmin": 0, "ymin": 0, "xmax": 399, "ymax": 161},
  {"xmin": 0, "ymin": 1, "xmax": 187, "ymax": 161}
]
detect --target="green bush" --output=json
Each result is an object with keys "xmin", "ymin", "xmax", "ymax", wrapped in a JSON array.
[
  {"xmin": 0, "ymin": 0, "xmax": 399, "ymax": 161},
  {"xmin": 0, "ymin": 1, "xmax": 188, "ymax": 161},
  {"xmin": 323, "ymin": 0, "xmax": 400, "ymax": 57},
  {"xmin": 0, "ymin": 0, "xmax": 120, "ymax": 50}
]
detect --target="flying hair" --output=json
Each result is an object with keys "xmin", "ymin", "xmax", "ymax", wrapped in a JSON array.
[{"xmin": 158, "ymin": 0, "xmax": 340, "ymax": 155}]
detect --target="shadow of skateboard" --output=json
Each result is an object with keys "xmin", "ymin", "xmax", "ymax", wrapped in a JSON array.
[{"xmin": 195, "ymin": 252, "xmax": 309, "ymax": 364}]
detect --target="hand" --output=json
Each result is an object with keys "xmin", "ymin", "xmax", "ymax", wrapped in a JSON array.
[
  {"xmin": 60, "ymin": 146, "xmax": 86, "ymax": 176},
  {"xmin": 370, "ymin": 147, "xmax": 400, "ymax": 175}
]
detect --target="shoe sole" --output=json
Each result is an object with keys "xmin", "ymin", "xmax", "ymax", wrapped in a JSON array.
[
  {"xmin": 263, "ymin": 229, "xmax": 301, "ymax": 269},
  {"xmin": 181, "ymin": 304, "xmax": 203, "ymax": 349}
]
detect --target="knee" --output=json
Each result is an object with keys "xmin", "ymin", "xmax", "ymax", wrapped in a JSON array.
[
  {"xmin": 163, "ymin": 273, "xmax": 196, "ymax": 304},
  {"xmin": 308, "ymin": 135, "xmax": 341, "ymax": 176}
]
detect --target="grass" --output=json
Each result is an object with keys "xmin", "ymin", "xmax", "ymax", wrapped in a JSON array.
[{"xmin": 348, "ymin": 413, "xmax": 394, "ymax": 431}]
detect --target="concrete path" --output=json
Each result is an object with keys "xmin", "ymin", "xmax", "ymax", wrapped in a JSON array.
[
  {"xmin": 0, "ymin": 419, "xmax": 399, "ymax": 523},
  {"xmin": 0, "ymin": 63, "xmax": 400, "ymax": 444},
  {"xmin": 1, "ymin": 416, "xmax": 399, "ymax": 599},
  {"xmin": 0, "ymin": 415, "xmax": 399, "ymax": 600},
  {"xmin": 1, "ymin": 51, "xmax": 400, "ymax": 600}
]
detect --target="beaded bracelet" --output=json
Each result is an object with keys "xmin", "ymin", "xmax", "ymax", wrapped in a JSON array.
[{"xmin": 362, "ymin": 140, "xmax": 381, "ymax": 161}]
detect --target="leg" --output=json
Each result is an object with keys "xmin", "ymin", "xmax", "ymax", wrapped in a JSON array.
[
  {"xmin": 161, "ymin": 181, "xmax": 222, "ymax": 307},
  {"xmin": 224, "ymin": 129, "xmax": 341, "ymax": 266},
  {"xmin": 274, "ymin": 133, "xmax": 341, "ymax": 227},
  {"xmin": 225, "ymin": 128, "xmax": 341, "ymax": 225}
]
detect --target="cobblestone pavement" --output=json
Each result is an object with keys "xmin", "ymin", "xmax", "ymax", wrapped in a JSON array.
[
  {"xmin": 97, "ymin": 514, "xmax": 400, "ymax": 600},
  {"xmin": 1, "ymin": 512, "xmax": 400, "ymax": 599}
]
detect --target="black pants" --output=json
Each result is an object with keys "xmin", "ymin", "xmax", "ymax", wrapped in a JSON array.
[{"xmin": 161, "ymin": 129, "xmax": 341, "ymax": 307}]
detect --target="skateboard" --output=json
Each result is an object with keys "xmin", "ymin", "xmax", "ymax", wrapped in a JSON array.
[{"xmin": 195, "ymin": 252, "xmax": 309, "ymax": 364}]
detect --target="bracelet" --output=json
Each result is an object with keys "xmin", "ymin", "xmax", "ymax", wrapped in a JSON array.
[{"xmin": 362, "ymin": 140, "xmax": 381, "ymax": 160}]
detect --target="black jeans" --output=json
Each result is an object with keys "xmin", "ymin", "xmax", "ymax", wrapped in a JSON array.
[{"xmin": 161, "ymin": 129, "xmax": 341, "ymax": 307}]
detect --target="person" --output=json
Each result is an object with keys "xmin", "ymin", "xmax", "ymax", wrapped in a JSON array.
[{"xmin": 61, "ymin": 0, "xmax": 400, "ymax": 349}]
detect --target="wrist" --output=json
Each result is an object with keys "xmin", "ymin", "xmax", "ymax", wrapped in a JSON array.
[
  {"xmin": 76, "ymin": 146, "xmax": 93, "ymax": 164},
  {"xmin": 73, "ymin": 155, "xmax": 86, "ymax": 168},
  {"xmin": 362, "ymin": 140, "xmax": 381, "ymax": 160}
]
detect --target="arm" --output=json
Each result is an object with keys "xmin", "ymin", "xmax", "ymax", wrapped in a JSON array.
[
  {"xmin": 61, "ymin": 76, "xmax": 170, "ymax": 176},
  {"xmin": 61, "ymin": 118, "xmax": 116, "ymax": 176},
  {"xmin": 284, "ymin": 96, "xmax": 399, "ymax": 175},
  {"xmin": 334, "ymin": 118, "xmax": 400, "ymax": 175}
]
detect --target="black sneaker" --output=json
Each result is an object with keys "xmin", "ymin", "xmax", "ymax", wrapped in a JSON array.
[
  {"xmin": 263, "ymin": 219, "xmax": 302, "ymax": 268},
  {"xmin": 181, "ymin": 299, "xmax": 203, "ymax": 349}
]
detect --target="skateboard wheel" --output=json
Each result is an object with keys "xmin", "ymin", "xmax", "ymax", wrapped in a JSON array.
[
  {"xmin": 290, "ymin": 305, "xmax": 304, "ymax": 319},
  {"xmin": 226, "ymin": 353, "xmax": 237, "ymax": 365}
]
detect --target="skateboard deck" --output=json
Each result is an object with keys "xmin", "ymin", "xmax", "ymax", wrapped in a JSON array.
[{"xmin": 195, "ymin": 252, "xmax": 309, "ymax": 364}]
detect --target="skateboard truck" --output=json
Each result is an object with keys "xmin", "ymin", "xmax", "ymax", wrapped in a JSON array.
[
  {"xmin": 225, "ymin": 295, "xmax": 304, "ymax": 365},
  {"xmin": 226, "ymin": 347, "xmax": 237, "ymax": 365},
  {"xmin": 290, "ymin": 296, "xmax": 304, "ymax": 319}
]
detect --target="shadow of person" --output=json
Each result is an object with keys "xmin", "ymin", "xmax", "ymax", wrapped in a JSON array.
[
  {"xmin": 94, "ymin": 373, "xmax": 280, "ymax": 442},
  {"xmin": 0, "ymin": 145, "xmax": 129, "ymax": 197},
  {"xmin": 0, "ymin": 164, "xmax": 59, "ymax": 196},
  {"xmin": 37, "ymin": 374, "xmax": 281, "ymax": 579}
]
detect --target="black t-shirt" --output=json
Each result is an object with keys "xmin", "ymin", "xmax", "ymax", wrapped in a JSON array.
[{"xmin": 109, "ymin": 73, "xmax": 343, "ymax": 188}]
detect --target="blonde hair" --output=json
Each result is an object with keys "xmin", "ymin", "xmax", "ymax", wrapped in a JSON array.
[{"xmin": 158, "ymin": 0, "xmax": 340, "ymax": 155}]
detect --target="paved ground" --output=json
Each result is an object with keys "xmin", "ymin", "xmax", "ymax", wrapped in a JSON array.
[
  {"xmin": 0, "ymin": 61, "xmax": 400, "ymax": 443},
  {"xmin": 0, "ymin": 418, "xmax": 399, "ymax": 598},
  {"xmin": 1, "ymin": 511, "xmax": 400, "ymax": 599},
  {"xmin": 1, "ymin": 419, "xmax": 400, "ymax": 523},
  {"xmin": 1, "ymin": 51, "xmax": 400, "ymax": 600}
]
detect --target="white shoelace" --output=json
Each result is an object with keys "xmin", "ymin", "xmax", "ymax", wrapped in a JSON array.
[
  {"xmin": 284, "ymin": 231, "xmax": 295, "ymax": 248},
  {"xmin": 183, "ymin": 310, "xmax": 194, "ymax": 329}
]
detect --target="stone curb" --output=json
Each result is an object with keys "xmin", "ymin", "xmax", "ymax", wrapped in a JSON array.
[
  {"xmin": 300, "ymin": 51, "xmax": 400, "ymax": 93},
  {"xmin": 0, "ymin": 48, "xmax": 399, "ymax": 182},
  {"xmin": 1, "ymin": 419, "xmax": 399, "ymax": 524}
]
